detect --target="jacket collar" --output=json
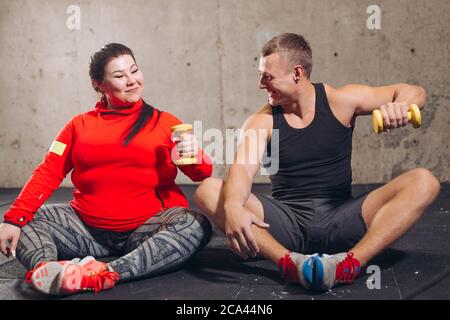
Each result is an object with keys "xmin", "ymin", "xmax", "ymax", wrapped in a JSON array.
[{"xmin": 95, "ymin": 97, "xmax": 143, "ymax": 116}]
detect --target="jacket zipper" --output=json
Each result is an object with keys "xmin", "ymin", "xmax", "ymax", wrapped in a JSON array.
[{"xmin": 155, "ymin": 189, "xmax": 165, "ymax": 208}]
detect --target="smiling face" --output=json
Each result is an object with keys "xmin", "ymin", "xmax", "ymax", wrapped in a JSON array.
[
  {"xmin": 258, "ymin": 53, "xmax": 298, "ymax": 107},
  {"xmin": 97, "ymin": 54, "xmax": 144, "ymax": 108}
]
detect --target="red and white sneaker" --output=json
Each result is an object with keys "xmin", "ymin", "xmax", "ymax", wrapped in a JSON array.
[
  {"xmin": 278, "ymin": 252, "xmax": 361, "ymax": 291},
  {"xmin": 25, "ymin": 256, "xmax": 120, "ymax": 295}
]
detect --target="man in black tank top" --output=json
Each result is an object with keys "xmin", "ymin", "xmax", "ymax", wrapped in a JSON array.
[{"xmin": 195, "ymin": 33, "xmax": 440, "ymax": 291}]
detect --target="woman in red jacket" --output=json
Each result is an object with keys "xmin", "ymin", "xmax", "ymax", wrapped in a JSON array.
[{"xmin": 0, "ymin": 43, "xmax": 213, "ymax": 296}]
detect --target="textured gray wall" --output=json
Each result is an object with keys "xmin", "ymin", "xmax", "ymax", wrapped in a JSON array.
[{"xmin": 0, "ymin": 0, "xmax": 449, "ymax": 188}]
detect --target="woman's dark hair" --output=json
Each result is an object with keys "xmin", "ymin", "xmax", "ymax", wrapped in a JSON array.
[
  {"xmin": 89, "ymin": 43, "xmax": 158, "ymax": 146},
  {"xmin": 122, "ymin": 100, "xmax": 159, "ymax": 146}
]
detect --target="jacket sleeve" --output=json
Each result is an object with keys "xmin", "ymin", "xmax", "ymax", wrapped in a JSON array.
[
  {"xmin": 176, "ymin": 148, "xmax": 213, "ymax": 182},
  {"xmin": 3, "ymin": 119, "xmax": 75, "ymax": 227}
]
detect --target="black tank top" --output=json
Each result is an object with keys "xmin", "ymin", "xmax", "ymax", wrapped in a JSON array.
[{"xmin": 264, "ymin": 83, "xmax": 353, "ymax": 200}]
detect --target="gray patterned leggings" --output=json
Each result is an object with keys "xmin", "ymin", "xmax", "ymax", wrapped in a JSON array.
[{"xmin": 16, "ymin": 204, "xmax": 211, "ymax": 282}]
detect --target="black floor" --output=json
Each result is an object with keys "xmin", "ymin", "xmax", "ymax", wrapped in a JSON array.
[{"xmin": 0, "ymin": 184, "xmax": 449, "ymax": 300}]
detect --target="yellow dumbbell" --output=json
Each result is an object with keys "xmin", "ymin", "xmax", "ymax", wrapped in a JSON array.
[
  {"xmin": 171, "ymin": 124, "xmax": 197, "ymax": 165},
  {"xmin": 372, "ymin": 104, "xmax": 422, "ymax": 134}
]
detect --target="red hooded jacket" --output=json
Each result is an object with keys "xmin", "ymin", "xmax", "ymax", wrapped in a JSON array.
[{"xmin": 3, "ymin": 99, "xmax": 212, "ymax": 231}]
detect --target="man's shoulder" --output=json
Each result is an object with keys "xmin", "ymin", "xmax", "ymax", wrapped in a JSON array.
[
  {"xmin": 323, "ymin": 83, "xmax": 343, "ymax": 100},
  {"xmin": 244, "ymin": 104, "xmax": 273, "ymax": 129},
  {"xmin": 259, "ymin": 103, "xmax": 273, "ymax": 114},
  {"xmin": 324, "ymin": 83, "xmax": 372, "ymax": 99},
  {"xmin": 323, "ymin": 83, "xmax": 363, "ymax": 109}
]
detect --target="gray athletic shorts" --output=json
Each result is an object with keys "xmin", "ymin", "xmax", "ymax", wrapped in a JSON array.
[{"xmin": 254, "ymin": 193, "xmax": 369, "ymax": 254}]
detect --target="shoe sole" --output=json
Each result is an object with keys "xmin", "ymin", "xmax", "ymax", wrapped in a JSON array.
[
  {"xmin": 30, "ymin": 257, "xmax": 92, "ymax": 295},
  {"xmin": 31, "ymin": 257, "xmax": 106, "ymax": 295},
  {"xmin": 301, "ymin": 255, "xmax": 325, "ymax": 291},
  {"xmin": 31, "ymin": 262, "xmax": 66, "ymax": 295},
  {"xmin": 311, "ymin": 256, "xmax": 324, "ymax": 290}
]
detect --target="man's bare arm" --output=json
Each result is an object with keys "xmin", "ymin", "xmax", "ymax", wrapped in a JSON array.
[
  {"xmin": 221, "ymin": 105, "xmax": 272, "ymax": 258},
  {"xmin": 334, "ymin": 83, "xmax": 427, "ymax": 116},
  {"xmin": 223, "ymin": 105, "xmax": 272, "ymax": 211}
]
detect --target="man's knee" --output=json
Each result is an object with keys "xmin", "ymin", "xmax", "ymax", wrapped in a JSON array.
[
  {"xmin": 194, "ymin": 177, "xmax": 223, "ymax": 213},
  {"xmin": 407, "ymin": 168, "xmax": 441, "ymax": 205}
]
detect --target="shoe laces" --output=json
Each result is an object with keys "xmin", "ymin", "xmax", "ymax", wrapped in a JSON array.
[
  {"xmin": 80, "ymin": 269, "xmax": 120, "ymax": 294},
  {"xmin": 335, "ymin": 252, "xmax": 360, "ymax": 284}
]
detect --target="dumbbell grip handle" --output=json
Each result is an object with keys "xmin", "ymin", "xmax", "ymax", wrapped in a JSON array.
[
  {"xmin": 372, "ymin": 104, "xmax": 421, "ymax": 134},
  {"xmin": 374, "ymin": 110, "xmax": 413, "ymax": 119},
  {"xmin": 407, "ymin": 110, "xmax": 412, "ymax": 121}
]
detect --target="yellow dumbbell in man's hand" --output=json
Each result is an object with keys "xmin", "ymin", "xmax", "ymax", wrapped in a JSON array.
[{"xmin": 372, "ymin": 104, "xmax": 422, "ymax": 134}]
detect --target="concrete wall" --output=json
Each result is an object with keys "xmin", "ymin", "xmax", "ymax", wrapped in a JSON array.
[{"xmin": 0, "ymin": 0, "xmax": 449, "ymax": 188}]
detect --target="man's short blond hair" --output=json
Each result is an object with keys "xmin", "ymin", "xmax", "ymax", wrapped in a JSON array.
[{"xmin": 261, "ymin": 33, "xmax": 313, "ymax": 78}]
